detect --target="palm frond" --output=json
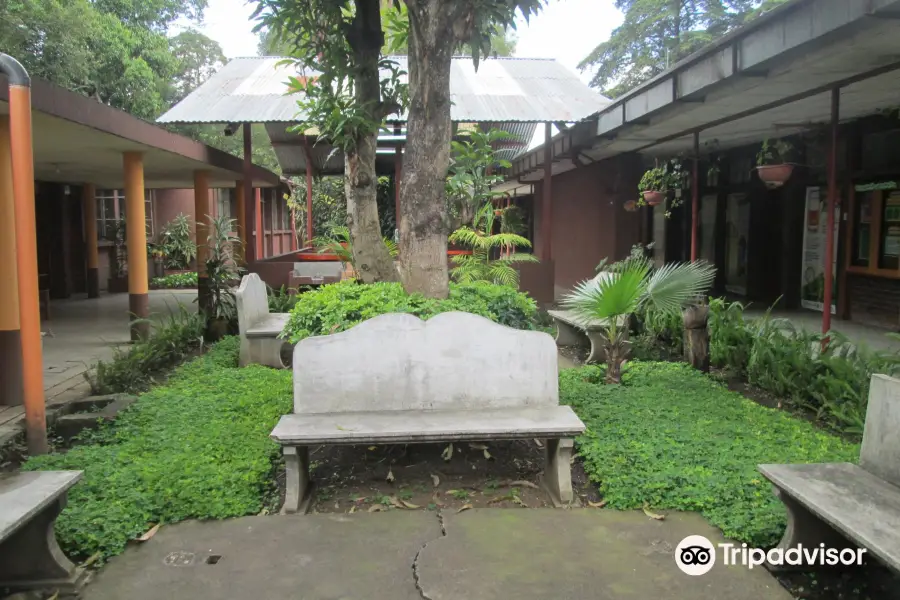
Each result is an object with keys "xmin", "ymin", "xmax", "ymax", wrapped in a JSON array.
[
  {"xmin": 643, "ymin": 260, "xmax": 716, "ymax": 313},
  {"xmin": 487, "ymin": 262, "xmax": 520, "ymax": 286},
  {"xmin": 501, "ymin": 253, "xmax": 540, "ymax": 264},
  {"xmin": 383, "ymin": 237, "xmax": 399, "ymax": 258},
  {"xmin": 482, "ymin": 233, "xmax": 533, "ymax": 249},
  {"xmin": 562, "ymin": 259, "xmax": 651, "ymax": 322}
]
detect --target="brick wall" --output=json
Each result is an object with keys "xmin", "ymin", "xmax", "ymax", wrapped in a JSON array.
[{"xmin": 848, "ymin": 274, "xmax": 900, "ymax": 330}]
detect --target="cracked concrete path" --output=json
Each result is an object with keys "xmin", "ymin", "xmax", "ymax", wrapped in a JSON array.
[{"xmin": 83, "ymin": 510, "xmax": 791, "ymax": 600}]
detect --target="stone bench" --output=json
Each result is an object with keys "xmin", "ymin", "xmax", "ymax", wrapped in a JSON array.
[
  {"xmin": 288, "ymin": 261, "xmax": 343, "ymax": 287},
  {"xmin": 759, "ymin": 374, "xmax": 900, "ymax": 572},
  {"xmin": 0, "ymin": 470, "xmax": 85, "ymax": 593},
  {"xmin": 236, "ymin": 273, "xmax": 290, "ymax": 368},
  {"xmin": 547, "ymin": 309, "xmax": 628, "ymax": 364},
  {"xmin": 270, "ymin": 311, "xmax": 586, "ymax": 513}
]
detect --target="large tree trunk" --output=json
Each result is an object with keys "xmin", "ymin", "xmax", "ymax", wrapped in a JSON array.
[
  {"xmin": 399, "ymin": 0, "xmax": 459, "ymax": 299},
  {"xmin": 345, "ymin": 0, "xmax": 398, "ymax": 284}
]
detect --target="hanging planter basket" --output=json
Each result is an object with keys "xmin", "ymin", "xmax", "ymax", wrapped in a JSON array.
[
  {"xmin": 756, "ymin": 164, "xmax": 794, "ymax": 189},
  {"xmin": 624, "ymin": 200, "xmax": 638, "ymax": 212},
  {"xmin": 642, "ymin": 190, "xmax": 665, "ymax": 206}
]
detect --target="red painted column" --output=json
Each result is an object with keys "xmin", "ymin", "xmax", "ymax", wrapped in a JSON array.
[
  {"xmin": 242, "ymin": 123, "xmax": 255, "ymax": 264},
  {"xmin": 691, "ymin": 131, "xmax": 700, "ymax": 262},
  {"xmin": 541, "ymin": 122, "xmax": 553, "ymax": 262},
  {"xmin": 823, "ymin": 88, "xmax": 840, "ymax": 337}
]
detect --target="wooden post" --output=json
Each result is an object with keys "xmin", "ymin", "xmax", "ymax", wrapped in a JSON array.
[
  {"xmin": 541, "ymin": 122, "xmax": 553, "ymax": 262},
  {"xmin": 242, "ymin": 123, "xmax": 255, "ymax": 264},
  {"xmin": 235, "ymin": 180, "xmax": 247, "ymax": 262},
  {"xmin": 0, "ymin": 115, "xmax": 23, "ymax": 409},
  {"xmin": 194, "ymin": 170, "xmax": 210, "ymax": 312},
  {"xmin": 683, "ymin": 305, "xmax": 710, "ymax": 372},
  {"xmin": 302, "ymin": 137, "xmax": 314, "ymax": 247},
  {"xmin": 823, "ymin": 88, "xmax": 839, "ymax": 338},
  {"xmin": 82, "ymin": 183, "xmax": 99, "ymax": 297},
  {"xmin": 691, "ymin": 131, "xmax": 700, "ymax": 262},
  {"xmin": 255, "ymin": 188, "xmax": 263, "ymax": 259},
  {"xmin": 123, "ymin": 152, "xmax": 149, "ymax": 341}
]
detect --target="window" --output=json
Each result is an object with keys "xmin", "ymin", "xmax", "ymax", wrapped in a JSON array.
[
  {"xmin": 851, "ymin": 192, "xmax": 873, "ymax": 267},
  {"xmin": 880, "ymin": 191, "xmax": 900, "ymax": 270},
  {"xmin": 215, "ymin": 188, "xmax": 233, "ymax": 221},
  {"xmin": 95, "ymin": 189, "xmax": 154, "ymax": 240},
  {"xmin": 846, "ymin": 185, "xmax": 900, "ymax": 276}
]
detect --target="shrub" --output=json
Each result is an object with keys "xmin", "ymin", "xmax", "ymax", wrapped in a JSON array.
[
  {"xmin": 158, "ymin": 213, "xmax": 197, "ymax": 270},
  {"xmin": 708, "ymin": 297, "xmax": 754, "ymax": 373},
  {"xmin": 281, "ymin": 280, "xmax": 538, "ymax": 343},
  {"xmin": 561, "ymin": 361, "xmax": 859, "ymax": 547},
  {"xmin": 268, "ymin": 285, "xmax": 300, "ymax": 313},
  {"xmin": 84, "ymin": 306, "xmax": 206, "ymax": 395},
  {"xmin": 150, "ymin": 272, "xmax": 198, "ymax": 289},
  {"xmin": 25, "ymin": 337, "xmax": 292, "ymax": 561}
]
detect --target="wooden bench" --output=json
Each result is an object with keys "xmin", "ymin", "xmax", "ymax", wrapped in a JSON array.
[
  {"xmin": 271, "ymin": 311, "xmax": 585, "ymax": 513},
  {"xmin": 547, "ymin": 309, "xmax": 628, "ymax": 364},
  {"xmin": 0, "ymin": 470, "xmax": 85, "ymax": 593},
  {"xmin": 759, "ymin": 374, "xmax": 900, "ymax": 572},
  {"xmin": 236, "ymin": 273, "xmax": 290, "ymax": 368}
]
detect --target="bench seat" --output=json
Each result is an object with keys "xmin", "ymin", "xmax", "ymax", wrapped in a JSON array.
[
  {"xmin": 759, "ymin": 462, "xmax": 900, "ymax": 571},
  {"xmin": 246, "ymin": 313, "xmax": 290, "ymax": 339},
  {"xmin": 0, "ymin": 471, "xmax": 85, "ymax": 592},
  {"xmin": 271, "ymin": 406, "xmax": 584, "ymax": 445}
]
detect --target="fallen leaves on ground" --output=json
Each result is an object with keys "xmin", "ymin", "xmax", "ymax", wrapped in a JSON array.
[
  {"xmin": 368, "ymin": 505, "xmax": 384, "ymax": 513},
  {"xmin": 81, "ymin": 552, "xmax": 102, "ymax": 569},
  {"xmin": 457, "ymin": 504, "xmax": 473, "ymax": 513},
  {"xmin": 587, "ymin": 500, "xmax": 607, "ymax": 508},
  {"xmin": 507, "ymin": 480, "xmax": 538, "ymax": 489},
  {"xmin": 642, "ymin": 504, "xmax": 666, "ymax": 520},
  {"xmin": 441, "ymin": 443, "xmax": 454, "ymax": 461},
  {"xmin": 401, "ymin": 500, "xmax": 420, "ymax": 509},
  {"xmin": 136, "ymin": 524, "xmax": 160, "ymax": 542},
  {"xmin": 385, "ymin": 467, "xmax": 395, "ymax": 483},
  {"xmin": 430, "ymin": 473, "xmax": 440, "ymax": 487}
]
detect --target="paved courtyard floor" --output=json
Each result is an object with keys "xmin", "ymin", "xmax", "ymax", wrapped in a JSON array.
[{"xmin": 84, "ymin": 509, "xmax": 790, "ymax": 600}]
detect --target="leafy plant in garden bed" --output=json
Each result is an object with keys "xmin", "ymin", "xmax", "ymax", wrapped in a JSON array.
[
  {"xmin": 84, "ymin": 306, "xmax": 206, "ymax": 395},
  {"xmin": 25, "ymin": 337, "xmax": 293, "ymax": 561},
  {"xmin": 561, "ymin": 361, "xmax": 859, "ymax": 547},
  {"xmin": 158, "ymin": 213, "xmax": 197, "ymax": 270},
  {"xmin": 150, "ymin": 272, "xmax": 198, "ymax": 289},
  {"xmin": 281, "ymin": 280, "xmax": 538, "ymax": 343}
]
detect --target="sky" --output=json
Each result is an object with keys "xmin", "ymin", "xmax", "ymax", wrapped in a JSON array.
[{"xmin": 184, "ymin": 0, "xmax": 624, "ymax": 85}]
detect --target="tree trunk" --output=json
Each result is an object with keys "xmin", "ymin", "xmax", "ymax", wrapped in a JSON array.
[
  {"xmin": 345, "ymin": 0, "xmax": 398, "ymax": 284},
  {"xmin": 399, "ymin": 0, "xmax": 459, "ymax": 299}
]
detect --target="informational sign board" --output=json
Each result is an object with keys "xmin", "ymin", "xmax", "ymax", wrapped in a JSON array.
[{"xmin": 800, "ymin": 186, "xmax": 838, "ymax": 314}]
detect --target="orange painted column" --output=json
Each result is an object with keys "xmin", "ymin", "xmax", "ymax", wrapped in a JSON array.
[
  {"xmin": 540, "ymin": 122, "xmax": 553, "ymax": 262},
  {"xmin": 82, "ymin": 182, "xmax": 100, "ymax": 297},
  {"xmin": 123, "ymin": 152, "xmax": 150, "ymax": 340},
  {"xmin": 0, "ymin": 116, "xmax": 23, "ymax": 409},
  {"xmin": 194, "ymin": 170, "xmax": 210, "ymax": 312},
  {"xmin": 7, "ymin": 72, "xmax": 48, "ymax": 454},
  {"xmin": 235, "ymin": 180, "xmax": 247, "ymax": 262}
]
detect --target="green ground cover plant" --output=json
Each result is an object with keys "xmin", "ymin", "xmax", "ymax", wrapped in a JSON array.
[
  {"xmin": 281, "ymin": 280, "xmax": 538, "ymax": 343},
  {"xmin": 26, "ymin": 337, "xmax": 292, "ymax": 561},
  {"xmin": 150, "ymin": 272, "xmax": 198, "ymax": 289},
  {"xmin": 561, "ymin": 361, "xmax": 859, "ymax": 547}
]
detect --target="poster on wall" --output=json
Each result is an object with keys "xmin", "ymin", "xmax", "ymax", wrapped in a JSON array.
[{"xmin": 800, "ymin": 186, "xmax": 838, "ymax": 314}]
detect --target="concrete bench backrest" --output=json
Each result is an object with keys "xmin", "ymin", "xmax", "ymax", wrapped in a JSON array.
[
  {"xmin": 293, "ymin": 262, "xmax": 344, "ymax": 279},
  {"xmin": 860, "ymin": 374, "xmax": 900, "ymax": 487},
  {"xmin": 236, "ymin": 273, "xmax": 270, "ymax": 336},
  {"xmin": 292, "ymin": 311, "xmax": 559, "ymax": 414}
]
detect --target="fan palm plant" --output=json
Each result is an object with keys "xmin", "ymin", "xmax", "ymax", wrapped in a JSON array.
[
  {"xmin": 563, "ymin": 257, "xmax": 716, "ymax": 383},
  {"xmin": 448, "ymin": 203, "xmax": 539, "ymax": 287}
]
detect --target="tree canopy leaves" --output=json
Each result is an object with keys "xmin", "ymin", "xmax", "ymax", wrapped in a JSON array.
[{"xmin": 579, "ymin": 0, "xmax": 789, "ymax": 98}]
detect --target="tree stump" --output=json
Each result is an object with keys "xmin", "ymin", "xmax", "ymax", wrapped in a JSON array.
[{"xmin": 682, "ymin": 305, "xmax": 710, "ymax": 373}]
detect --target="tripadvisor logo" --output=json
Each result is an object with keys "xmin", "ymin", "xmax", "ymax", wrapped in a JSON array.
[{"xmin": 675, "ymin": 535, "xmax": 867, "ymax": 575}]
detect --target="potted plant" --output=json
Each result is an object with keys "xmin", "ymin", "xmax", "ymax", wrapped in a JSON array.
[
  {"xmin": 637, "ymin": 159, "xmax": 687, "ymax": 207},
  {"xmin": 106, "ymin": 219, "xmax": 129, "ymax": 294},
  {"xmin": 159, "ymin": 213, "xmax": 197, "ymax": 274},
  {"xmin": 202, "ymin": 214, "xmax": 243, "ymax": 340},
  {"xmin": 623, "ymin": 199, "xmax": 638, "ymax": 212},
  {"xmin": 755, "ymin": 138, "xmax": 795, "ymax": 188}
]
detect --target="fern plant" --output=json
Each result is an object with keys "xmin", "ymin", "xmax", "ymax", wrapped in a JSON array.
[
  {"xmin": 312, "ymin": 225, "xmax": 398, "ymax": 278},
  {"xmin": 449, "ymin": 203, "xmax": 538, "ymax": 287}
]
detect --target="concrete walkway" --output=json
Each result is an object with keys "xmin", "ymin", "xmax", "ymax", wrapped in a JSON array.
[
  {"xmin": 84, "ymin": 510, "xmax": 790, "ymax": 600},
  {"xmin": 744, "ymin": 307, "xmax": 900, "ymax": 353}
]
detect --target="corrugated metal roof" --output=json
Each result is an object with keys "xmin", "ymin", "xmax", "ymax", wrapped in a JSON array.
[{"xmin": 157, "ymin": 56, "xmax": 609, "ymax": 125}]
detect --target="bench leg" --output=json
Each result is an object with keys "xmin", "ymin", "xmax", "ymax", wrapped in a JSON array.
[
  {"xmin": 244, "ymin": 338, "xmax": 287, "ymax": 369},
  {"xmin": 282, "ymin": 446, "xmax": 313, "ymax": 514},
  {"xmin": 585, "ymin": 330, "xmax": 606, "ymax": 364},
  {"xmin": 768, "ymin": 487, "xmax": 854, "ymax": 570},
  {"xmin": 554, "ymin": 320, "xmax": 585, "ymax": 347},
  {"xmin": 544, "ymin": 438, "xmax": 575, "ymax": 507},
  {"xmin": 0, "ymin": 495, "xmax": 84, "ymax": 592}
]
